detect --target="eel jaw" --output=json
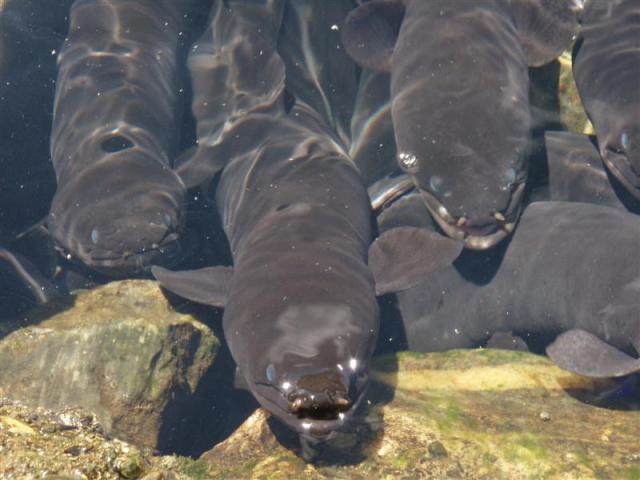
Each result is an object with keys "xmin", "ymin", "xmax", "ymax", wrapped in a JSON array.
[{"xmin": 417, "ymin": 180, "xmax": 525, "ymax": 250}]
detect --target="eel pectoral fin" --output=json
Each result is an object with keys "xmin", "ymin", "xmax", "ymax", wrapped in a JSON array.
[
  {"xmin": 151, "ymin": 265, "xmax": 232, "ymax": 308},
  {"xmin": 175, "ymin": 145, "xmax": 228, "ymax": 190},
  {"xmin": 341, "ymin": 0, "xmax": 405, "ymax": 72},
  {"xmin": 233, "ymin": 366, "xmax": 250, "ymax": 391},
  {"xmin": 547, "ymin": 329, "xmax": 640, "ymax": 378},
  {"xmin": 368, "ymin": 226, "xmax": 463, "ymax": 296}
]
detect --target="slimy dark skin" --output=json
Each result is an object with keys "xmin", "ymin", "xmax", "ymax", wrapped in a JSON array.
[
  {"xmin": 376, "ymin": 133, "xmax": 640, "ymax": 377},
  {"xmin": 348, "ymin": 69, "xmax": 402, "ymax": 203},
  {"xmin": 48, "ymin": 0, "xmax": 191, "ymax": 275},
  {"xmin": 388, "ymin": 0, "xmax": 531, "ymax": 249},
  {"xmin": 154, "ymin": 0, "xmax": 461, "ymax": 444},
  {"xmin": 573, "ymin": 0, "xmax": 640, "ymax": 200},
  {"xmin": 342, "ymin": 0, "xmax": 578, "ymax": 249},
  {"xmin": 342, "ymin": 0, "xmax": 530, "ymax": 249},
  {"xmin": 542, "ymin": 131, "xmax": 639, "ymax": 212},
  {"xmin": 214, "ymin": 107, "xmax": 378, "ymax": 439},
  {"xmin": 383, "ymin": 200, "xmax": 640, "ymax": 378},
  {"xmin": 276, "ymin": 0, "xmax": 358, "ymax": 148}
]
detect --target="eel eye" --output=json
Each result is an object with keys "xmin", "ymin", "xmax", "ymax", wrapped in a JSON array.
[
  {"xmin": 266, "ymin": 364, "xmax": 276, "ymax": 383},
  {"xmin": 621, "ymin": 132, "xmax": 629, "ymax": 151}
]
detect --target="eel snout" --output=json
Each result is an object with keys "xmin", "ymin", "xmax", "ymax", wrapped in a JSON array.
[{"xmin": 287, "ymin": 369, "xmax": 352, "ymax": 421}]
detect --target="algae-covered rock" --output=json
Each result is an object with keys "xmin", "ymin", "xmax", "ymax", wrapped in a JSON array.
[
  {"xmin": 529, "ymin": 50, "xmax": 593, "ymax": 136},
  {"xmin": 0, "ymin": 397, "xmax": 214, "ymax": 479},
  {"xmin": 0, "ymin": 280, "xmax": 219, "ymax": 450},
  {"xmin": 200, "ymin": 349, "xmax": 640, "ymax": 480},
  {"xmin": 557, "ymin": 51, "xmax": 593, "ymax": 134}
]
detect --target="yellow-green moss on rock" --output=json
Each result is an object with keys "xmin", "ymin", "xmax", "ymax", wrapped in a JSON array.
[
  {"xmin": 201, "ymin": 349, "xmax": 639, "ymax": 479},
  {"xmin": 558, "ymin": 51, "xmax": 593, "ymax": 134},
  {"xmin": 0, "ymin": 280, "xmax": 219, "ymax": 450},
  {"xmin": 0, "ymin": 398, "xmax": 221, "ymax": 479}
]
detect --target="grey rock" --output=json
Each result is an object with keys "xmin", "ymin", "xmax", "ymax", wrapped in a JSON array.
[
  {"xmin": 0, "ymin": 280, "xmax": 219, "ymax": 450},
  {"xmin": 0, "ymin": 398, "xmax": 215, "ymax": 479},
  {"xmin": 200, "ymin": 349, "xmax": 640, "ymax": 479}
]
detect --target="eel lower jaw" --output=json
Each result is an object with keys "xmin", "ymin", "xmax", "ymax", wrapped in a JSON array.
[
  {"xmin": 295, "ymin": 416, "xmax": 351, "ymax": 440},
  {"xmin": 418, "ymin": 183, "xmax": 524, "ymax": 251}
]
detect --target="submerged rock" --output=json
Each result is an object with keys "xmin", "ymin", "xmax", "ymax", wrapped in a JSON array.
[
  {"xmin": 0, "ymin": 280, "xmax": 219, "ymax": 450},
  {"xmin": 558, "ymin": 51, "xmax": 593, "ymax": 134},
  {"xmin": 201, "ymin": 349, "xmax": 640, "ymax": 479},
  {"xmin": 0, "ymin": 397, "xmax": 211, "ymax": 479},
  {"xmin": 529, "ymin": 51, "xmax": 592, "ymax": 136}
]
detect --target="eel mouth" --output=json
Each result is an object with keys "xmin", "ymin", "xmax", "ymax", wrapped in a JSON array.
[
  {"xmin": 58, "ymin": 230, "xmax": 181, "ymax": 276},
  {"xmin": 254, "ymin": 388, "xmax": 355, "ymax": 439},
  {"xmin": 253, "ymin": 371, "xmax": 368, "ymax": 440},
  {"xmin": 287, "ymin": 388, "xmax": 352, "ymax": 421},
  {"xmin": 418, "ymin": 180, "xmax": 525, "ymax": 250}
]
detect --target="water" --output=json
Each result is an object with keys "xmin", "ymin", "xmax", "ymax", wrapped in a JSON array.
[{"xmin": 0, "ymin": 0, "xmax": 638, "ymax": 471}]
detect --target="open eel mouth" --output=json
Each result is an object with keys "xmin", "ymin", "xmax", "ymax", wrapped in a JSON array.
[
  {"xmin": 253, "ymin": 369, "xmax": 367, "ymax": 440},
  {"xmin": 287, "ymin": 369, "xmax": 352, "ymax": 422},
  {"xmin": 254, "ymin": 386, "xmax": 356, "ymax": 439},
  {"xmin": 418, "ymin": 180, "xmax": 526, "ymax": 250}
]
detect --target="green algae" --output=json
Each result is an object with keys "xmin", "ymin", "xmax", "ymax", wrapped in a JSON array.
[
  {"xmin": 173, "ymin": 457, "xmax": 212, "ymax": 479},
  {"xmin": 201, "ymin": 349, "xmax": 639, "ymax": 479},
  {"xmin": 373, "ymin": 349, "xmax": 551, "ymax": 376},
  {"xmin": 503, "ymin": 435, "xmax": 549, "ymax": 463},
  {"xmin": 0, "ymin": 280, "xmax": 219, "ymax": 450},
  {"xmin": 115, "ymin": 450, "xmax": 145, "ymax": 479},
  {"xmin": 623, "ymin": 466, "xmax": 640, "ymax": 480},
  {"xmin": 444, "ymin": 401, "xmax": 462, "ymax": 424},
  {"xmin": 557, "ymin": 51, "xmax": 593, "ymax": 134}
]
